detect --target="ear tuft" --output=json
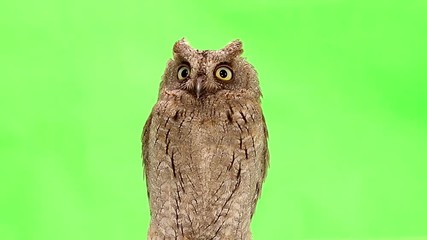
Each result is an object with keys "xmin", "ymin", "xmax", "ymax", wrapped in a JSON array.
[
  {"xmin": 173, "ymin": 38, "xmax": 190, "ymax": 55},
  {"xmin": 223, "ymin": 39, "xmax": 243, "ymax": 57}
]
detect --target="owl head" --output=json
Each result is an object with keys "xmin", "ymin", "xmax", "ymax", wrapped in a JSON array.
[{"xmin": 159, "ymin": 39, "xmax": 261, "ymax": 101}]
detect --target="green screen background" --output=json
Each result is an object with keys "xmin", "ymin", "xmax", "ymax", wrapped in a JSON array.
[{"xmin": 1, "ymin": 0, "xmax": 427, "ymax": 239}]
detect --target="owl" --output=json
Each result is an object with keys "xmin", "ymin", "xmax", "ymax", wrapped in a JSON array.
[{"xmin": 142, "ymin": 39, "xmax": 269, "ymax": 240}]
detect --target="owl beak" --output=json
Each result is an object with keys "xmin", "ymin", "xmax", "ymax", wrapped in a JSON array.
[{"xmin": 195, "ymin": 75, "xmax": 205, "ymax": 99}]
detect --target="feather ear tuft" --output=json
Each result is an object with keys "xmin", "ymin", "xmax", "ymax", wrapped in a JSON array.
[
  {"xmin": 222, "ymin": 40, "xmax": 243, "ymax": 57},
  {"xmin": 173, "ymin": 38, "xmax": 191, "ymax": 55}
]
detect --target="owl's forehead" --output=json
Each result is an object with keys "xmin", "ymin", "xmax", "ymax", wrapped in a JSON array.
[
  {"xmin": 185, "ymin": 50, "xmax": 229, "ymax": 64},
  {"xmin": 194, "ymin": 50, "xmax": 215, "ymax": 58}
]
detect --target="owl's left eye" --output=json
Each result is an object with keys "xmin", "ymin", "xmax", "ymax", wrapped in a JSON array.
[
  {"xmin": 214, "ymin": 66, "xmax": 233, "ymax": 81},
  {"xmin": 177, "ymin": 65, "xmax": 190, "ymax": 80}
]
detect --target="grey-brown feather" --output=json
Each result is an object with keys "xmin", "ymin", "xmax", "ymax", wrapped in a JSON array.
[{"xmin": 142, "ymin": 39, "xmax": 268, "ymax": 240}]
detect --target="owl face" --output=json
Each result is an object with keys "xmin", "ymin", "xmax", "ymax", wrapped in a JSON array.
[{"xmin": 160, "ymin": 39, "xmax": 261, "ymax": 100}]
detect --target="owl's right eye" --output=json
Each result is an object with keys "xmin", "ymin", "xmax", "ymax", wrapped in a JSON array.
[{"xmin": 177, "ymin": 65, "xmax": 190, "ymax": 80}]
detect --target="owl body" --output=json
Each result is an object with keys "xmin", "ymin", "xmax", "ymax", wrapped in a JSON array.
[{"xmin": 143, "ymin": 39, "xmax": 268, "ymax": 240}]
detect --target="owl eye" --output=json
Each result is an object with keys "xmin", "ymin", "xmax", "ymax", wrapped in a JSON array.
[
  {"xmin": 215, "ymin": 66, "xmax": 233, "ymax": 81},
  {"xmin": 177, "ymin": 65, "xmax": 190, "ymax": 80}
]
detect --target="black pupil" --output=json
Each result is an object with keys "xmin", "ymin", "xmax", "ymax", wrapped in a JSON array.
[
  {"xmin": 181, "ymin": 68, "xmax": 188, "ymax": 78},
  {"xmin": 219, "ymin": 69, "xmax": 228, "ymax": 78}
]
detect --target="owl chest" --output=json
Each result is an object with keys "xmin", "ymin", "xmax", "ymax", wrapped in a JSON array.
[
  {"xmin": 149, "ymin": 104, "xmax": 259, "ymax": 175},
  {"xmin": 151, "ymin": 110, "xmax": 238, "ymax": 174},
  {"xmin": 148, "ymin": 102, "xmax": 263, "ymax": 198}
]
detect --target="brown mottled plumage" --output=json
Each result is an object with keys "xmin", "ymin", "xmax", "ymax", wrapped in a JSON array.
[{"xmin": 142, "ymin": 39, "xmax": 269, "ymax": 240}]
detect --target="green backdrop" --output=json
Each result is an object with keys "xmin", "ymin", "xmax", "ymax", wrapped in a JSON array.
[{"xmin": 1, "ymin": 0, "xmax": 427, "ymax": 239}]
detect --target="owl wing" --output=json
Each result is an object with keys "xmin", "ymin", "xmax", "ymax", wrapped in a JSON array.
[
  {"xmin": 261, "ymin": 113, "xmax": 269, "ymax": 181},
  {"xmin": 142, "ymin": 113, "xmax": 153, "ymax": 197},
  {"xmin": 251, "ymin": 113, "xmax": 269, "ymax": 219}
]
